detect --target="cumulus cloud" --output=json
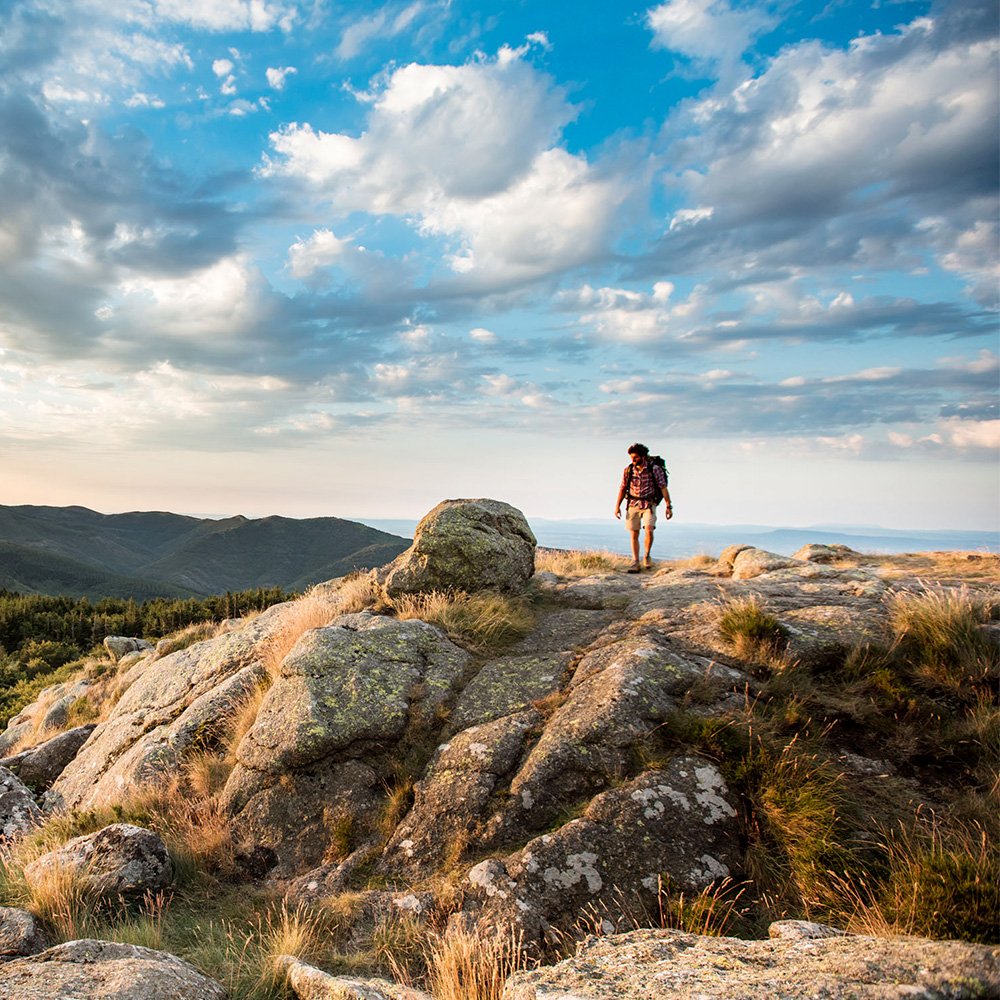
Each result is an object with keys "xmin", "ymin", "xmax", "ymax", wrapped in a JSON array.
[
  {"xmin": 262, "ymin": 44, "xmax": 632, "ymax": 286},
  {"xmin": 646, "ymin": 0, "xmax": 774, "ymax": 81},
  {"xmin": 650, "ymin": 3, "xmax": 999, "ymax": 297},
  {"xmin": 266, "ymin": 65, "xmax": 296, "ymax": 89}
]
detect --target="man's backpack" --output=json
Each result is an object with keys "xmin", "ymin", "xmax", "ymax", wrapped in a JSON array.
[{"xmin": 625, "ymin": 455, "xmax": 669, "ymax": 504}]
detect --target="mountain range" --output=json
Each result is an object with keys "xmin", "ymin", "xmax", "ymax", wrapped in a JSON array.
[{"xmin": 0, "ymin": 505, "xmax": 411, "ymax": 600}]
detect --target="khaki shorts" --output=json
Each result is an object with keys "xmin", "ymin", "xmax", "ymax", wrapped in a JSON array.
[{"xmin": 625, "ymin": 505, "xmax": 656, "ymax": 531}]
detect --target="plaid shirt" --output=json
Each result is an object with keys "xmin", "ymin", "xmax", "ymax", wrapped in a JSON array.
[{"xmin": 621, "ymin": 462, "xmax": 667, "ymax": 510}]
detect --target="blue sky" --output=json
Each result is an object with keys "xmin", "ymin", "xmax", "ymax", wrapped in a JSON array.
[{"xmin": 1, "ymin": 0, "xmax": 997, "ymax": 529}]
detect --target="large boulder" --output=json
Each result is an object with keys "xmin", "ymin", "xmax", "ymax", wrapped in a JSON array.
[
  {"xmin": 482, "ymin": 636, "xmax": 729, "ymax": 843},
  {"xmin": 220, "ymin": 614, "xmax": 470, "ymax": 873},
  {"xmin": 0, "ymin": 940, "xmax": 226, "ymax": 999},
  {"xmin": 0, "ymin": 678, "xmax": 91, "ymax": 754},
  {"xmin": 0, "ymin": 767, "xmax": 42, "ymax": 842},
  {"xmin": 501, "ymin": 926, "xmax": 1000, "ymax": 999},
  {"xmin": 382, "ymin": 499, "xmax": 536, "ymax": 598},
  {"xmin": 0, "ymin": 725, "xmax": 96, "ymax": 792},
  {"xmin": 103, "ymin": 637, "xmax": 154, "ymax": 664},
  {"xmin": 380, "ymin": 710, "xmax": 540, "ymax": 879},
  {"xmin": 45, "ymin": 597, "xmax": 328, "ymax": 813},
  {"xmin": 731, "ymin": 548, "xmax": 801, "ymax": 579},
  {"xmin": 23, "ymin": 824, "xmax": 172, "ymax": 902},
  {"xmin": 469, "ymin": 759, "xmax": 740, "ymax": 942}
]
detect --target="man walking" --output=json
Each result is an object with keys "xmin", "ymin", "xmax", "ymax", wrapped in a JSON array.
[{"xmin": 614, "ymin": 443, "xmax": 672, "ymax": 573}]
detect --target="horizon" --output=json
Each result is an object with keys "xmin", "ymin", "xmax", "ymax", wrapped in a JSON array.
[
  {"xmin": 1, "ymin": 0, "xmax": 997, "ymax": 527},
  {"xmin": 4, "ymin": 500, "xmax": 998, "ymax": 538}
]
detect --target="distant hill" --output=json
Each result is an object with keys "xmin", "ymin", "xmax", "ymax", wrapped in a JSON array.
[{"xmin": 0, "ymin": 505, "xmax": 411, "ymax": 599}]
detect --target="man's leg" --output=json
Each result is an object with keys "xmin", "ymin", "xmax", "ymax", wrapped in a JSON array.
[
  {"xmin": 629, "ymin": 530, "xmax": 640, "ymax": 566},
  {"xmin": 644, "ymin": 527, "xmax": 655, "ymax": 561}
]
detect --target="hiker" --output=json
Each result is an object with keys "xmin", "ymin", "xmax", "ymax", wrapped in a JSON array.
[{"xmin": 613, "ymin": 442, "xmax": 672, "ymax": 573}]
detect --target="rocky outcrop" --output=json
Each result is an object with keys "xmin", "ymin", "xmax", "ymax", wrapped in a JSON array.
[
  {"xmin": 380, "ymin": 710, "xmax": 540, "ymax": 879},
  {"xmin": 382, "ymin": 499, "xmax": 535, "ymax": 597},
  {"xmin": 45, "ymin": 598, "xmax": 331, "ymax": 812},
  {"xmin": 0, "ymin": 725, "xmax": 95, "ymax": 792},
  {"xmin": 103, "ymin": 637, "xmax": 154, "ymax": 664},
  {"xmin": 793, "ymin": 543, "xmax": 860, "ymax": 563},
  {"xmin": 731, "ymin": 547, "xmax": 800, "ymax": 579},
  {"xmin": 501, "ymin": 926, "xmax": 1000, "ymax": 999},
  {"xmin": 0, "ymin": 678, "xmax": 91, "ymax": 754},
  {"xmin": 0, "ymin": 767, "xmax": 42, "ymax": 841},
  {"xmin": 0, "ymin": 908, "xmax": 48, "ymax": 961},
  {"xmin": 468, "ymin": 759, "xmax": 740, "ymax": 941},
  {"xmin": 220, "ymin": 614, "xmax": 470, "ymax": 873},
  {"xmin": 279, "ymin": 955, "xmax": 433, "ymax": 1000},
  {"xmin": 0, "ymin": 940, "xmax": 227, "ymax": 999},
  {"xmin": 23, "ymin": 824, "xmax": 172, "ymax": 902}
]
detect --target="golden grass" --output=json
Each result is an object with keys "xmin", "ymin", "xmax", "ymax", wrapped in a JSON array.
[
  {"xmin": 154, "ymin": 621, "xmax": 224, "ymax": 658},
  {"xmin": 393, "ymin": 590, "xmax": 535, "ymax": 653},
  {"xmin": 534, "ymin": 549, "xmax": 632, "ymax": 576},
  {"xmin": 832, "ymin": 814, "xmax": 1000, "ymax": 942},
  {"xmin": 717, "ymin": 595, "xmax": 788, "ymax": 666},
  {"xmin": 332, "ymin": 572, "xmax": 382, "ymax": 613},
  {"xmin": 874, "ymin": 551, "xmax": 1000, "ymax": 584},
  {"xmin": 224, "ymin": 682, "xmax": 271, "ymax": 762},
  {"xmin": 258, "ymin": 594, "xmax": 339, "ymax": 679},
  {"xmin": 887, "ymin": 586, "xmax": 997, "ymax": 689},
  {"xmin": 423, "ymin": 923, "xmax": 530, "ymax": 1000},
  {"xmin": 258, "ymin": 901, "xmax": 329, "ymax": 987}
]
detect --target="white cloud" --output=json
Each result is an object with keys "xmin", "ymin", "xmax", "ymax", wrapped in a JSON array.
[
  {"xmin": 266, "ymin": 65, "xmax": 297, "ymax": 90},
  {"xmin": 944, "ymin": 418, "xmax": 1000, "ymax": 451},
  {"xmin": 115, "ymin": 255, "xmax": 268, "ymax": 337},
  {"xmin": 287, "ymin": 229, "xmax": 353, "ymax": 279},
  {"xmin": 646, "ymin": 0, "xmax": 773, "ymax": 80},
  {"xmin": 212, "ymin": 58, "xmax": 234, "ymax": 77},
  {"xmin": 469, "ymin": 327, "xmax": 496, "ymax": 343},
  {"xmin": 125, "ymin": 92, "xmax": 166, "ymax": 108},
  {"xmin": 154, "ymin": 0, "xmax": 298, "ymax": 32},
  {"xmin": 263, "ymin": 47, "xmax": 629, "ymax": 284},
  {"xmin": 336, "ymin": 2, "xmax": 427, "ymax": 60},
  {"xmin": 663, "ymin": 11, "xmax": 999, "ymax": 288}
]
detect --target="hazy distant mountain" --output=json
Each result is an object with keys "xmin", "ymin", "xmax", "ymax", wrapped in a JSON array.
[{"xmin": 0, "ymin": 505, "xmax": 411, "ymax": 599}]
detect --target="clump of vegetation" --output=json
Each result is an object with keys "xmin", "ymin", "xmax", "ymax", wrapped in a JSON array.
[
  {"xmin": 534, "ymin": 549, "xmax": 631, "ymax": 576},
  {"xmin": 888, "ymin": 586, "xmax": 997, "ymax": 689},
  {"xmin": 393, "ymin": 590, "xmax": 535, "ymax": 653},
  {"xmin": 718, "ymin": 595, "xmax": 788, "ymax": 665}
]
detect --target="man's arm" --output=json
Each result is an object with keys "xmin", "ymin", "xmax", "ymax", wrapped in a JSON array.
[
  {"xmin": 614, "ymin": 484, "xmax": 627, "ymax": 519},
  {"xmin": 655, "ymin": 466, "xmax": 673, "ymax": 520}
]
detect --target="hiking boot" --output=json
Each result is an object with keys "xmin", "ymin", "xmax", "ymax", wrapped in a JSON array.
[
  {"xmin": 643, "ymin": 556, "xmax": 654, "ymax": 570},
  {"xmin": 627, "ymin": 562, "xmax": 641, "ymax": 574}
]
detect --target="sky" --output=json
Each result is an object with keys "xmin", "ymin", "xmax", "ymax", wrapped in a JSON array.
[{"xmin": 0, "ymin": 0, "xmax": 997, "ymax": 529}]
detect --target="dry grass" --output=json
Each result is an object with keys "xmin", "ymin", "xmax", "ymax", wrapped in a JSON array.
[
  {"xmin": 258, "ymin": 901, "xmax": 329, "ymax": 987},
  {"xmin": 224, "ymin": 682, "xmax": 271, "ymax": 762},
  {"xmin": 154, "ymin": 621, "xmax": 224, "ymax": 658},
  {"xmin": 332, "ymin": 572, "xmax": 382, "ymax": 613},
  {"xmin": 874, "ymin": 551, "xmax": 1000, "ymax": 584},
  {"xmin": 717, "ymin": 595, "xmax": 788, "ymax": 666},
  {"xmin": 258, "ymin": 594, "xmax": 339, "ymax": 679},
  {"xmin": 384, "ymin": 921, "xmax": 531, "ymax": 1000},
  {"xmin": 535, "ymin": 549, "xmax": 632, "ymax": 576},
  {"xmin": 887, "ymin": 586, "xmax": 997, "ymax": 689},
  {"xmin": 424, "ymin": 923, "xmax": 531, "ymax": 1000},
  {"xmin": 832, "ymin": 814, "xmax": 1000, "ymax": 942},
  {"xmin": 572, "ymin": 879, "xmax": 748, "ymax": 942},
  {"xmin": 393, "ymin": 591, "xmax": 535, "ymax": 653}
]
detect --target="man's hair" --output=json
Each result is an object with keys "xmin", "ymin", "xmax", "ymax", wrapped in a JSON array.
[{"xmin": 628, "ymin": 442, "xmax": 649, "ymax": 457}]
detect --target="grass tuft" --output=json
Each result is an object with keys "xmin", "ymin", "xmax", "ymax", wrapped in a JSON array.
[
  {"xmin": 393, "ymin": 590, "xmax": 535, "ymax": 654},
  {"xmin": 718, "ymin": 595, "xmax": 788, "ymax": 665},
  {"xmin": 534, "ymin": 549, "xmax": 631, "ymax": 576}
]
